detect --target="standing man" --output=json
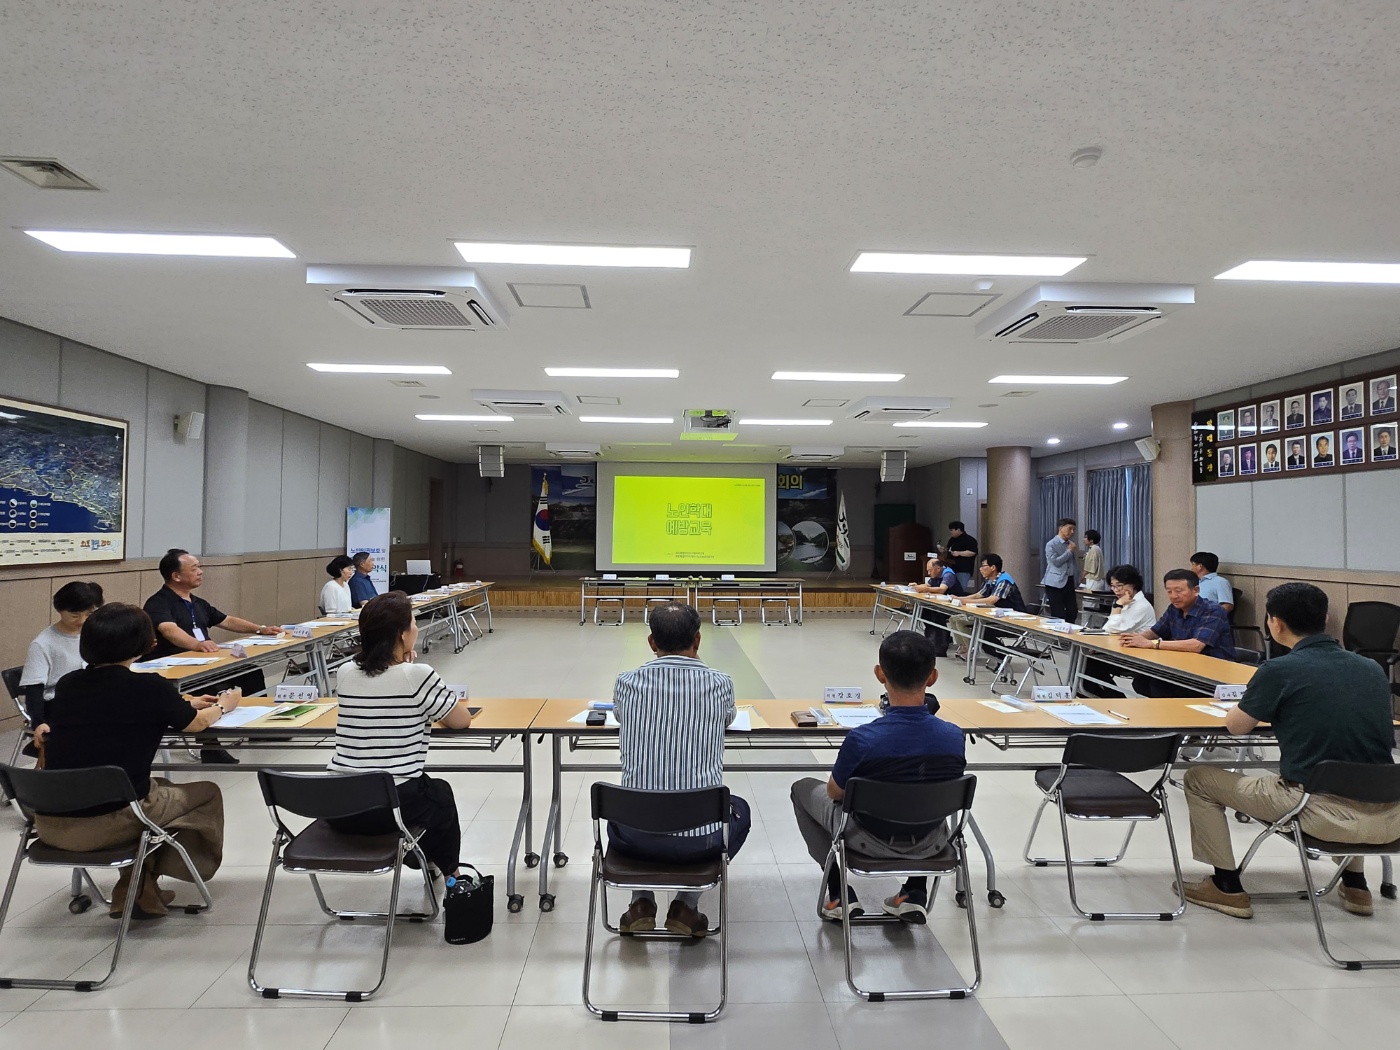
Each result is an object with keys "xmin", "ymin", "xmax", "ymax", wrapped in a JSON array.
[
  {"xmin": 1119, "ymin": 569, "xmax": 1235, "ymax": 696},
  {"xmin": 1040, "ymin": 517, "xmax": 1078, "ymax": 621},
  {"xmin": 939, "ymin": 521, "xmax": 979, "ymax": 594},
  {"xmin": 143, "ymin": 549, "xmax": 281, "ymax": 764},
  {"xmin": 609, "ymin": 602, "xmax": 751, "ymax": 938},
  {"xmin": 1189, "ymin": 552, "xmax": 1234, "ymax": 614},
  {"xmin": 1179, "ymin": 583, "xmax": 1400, "ymax": 918},
  {"xmin": 349, "ymin": 551, "xmax": 379, "ymax": 608}
]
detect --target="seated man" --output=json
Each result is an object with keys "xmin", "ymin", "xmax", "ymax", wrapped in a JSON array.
[
  {"xmin": 912, "ymin": 554, "xmax": 962, "ymax": 656},
  {"xmin": 1119, "ymin": 568, "xmax": 1235, "ymax": 697},
  {"xmin": 610, "ymin": 602, "xmax": 751, "ymax": 938},
  {"xmin": 1179, "ymin": 583, "xmax": 1400, "ymax": 919},
  {"xmin": 348, "ymin": 551, "xmax": 379, "ymax": 608},
  {"xmin": 946, "ymin": 553, "xmax": 1026, "ymax": 657},
  {"xmin": 1190, "ymin": 551, "xmax": 1234, "ymax": 614},
  {"xmin": 790, "ymin": 631, "xmax": 966, "ymax": 923}
]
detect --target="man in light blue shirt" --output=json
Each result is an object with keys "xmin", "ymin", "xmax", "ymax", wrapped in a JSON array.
[{"xmin": 1190, "ymin": 551, "xmax": 1234, "ymax": 614}]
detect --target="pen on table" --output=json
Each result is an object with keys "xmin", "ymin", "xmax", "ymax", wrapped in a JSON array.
[{"xmin": 1107, "ymin": 709, "xmax": 1130, "ymax": 721}]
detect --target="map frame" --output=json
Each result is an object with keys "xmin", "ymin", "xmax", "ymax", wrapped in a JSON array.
[{"xmin": 0, "ymin": 394, "xmax": 129, "ymax": 567}]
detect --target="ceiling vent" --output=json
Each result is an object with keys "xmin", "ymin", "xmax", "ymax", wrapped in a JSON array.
[
  {"xmin": 847, "ymin": 396, "xmax": 953, "ymax": 423},
  {"xmin": 471, "ymin": 389, "xmax": 571, "ymax": 417},
  {"xmin": 546, "ymin": 443, "xmax": 602, "ymax": 459},
  {"xmin": 1, "ymin": 157, "xmax": 100, "ymax": 190},
  {"xmin": 307, "ymin": 265, "xmax": 508, "ymax": 331},
  {"xmin": 390, "ymin": 380, "xmax": 425, "ymax": 388},
  {"xmin": 975, "ymin": 282, "xmax": 1193, "ymax": 344},
  {"xmin": 786, "ymin": 446, "xmax": 845, "ymax": 463}
]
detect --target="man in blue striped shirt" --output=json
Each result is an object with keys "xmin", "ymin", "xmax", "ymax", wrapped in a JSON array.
[
  {"xmin": 791, "ymin": 631, "xmax": 966, "ymax": 924},
  {"xmin": 610, "ymin": 602, "xmax": 752, "ymax": 937}
]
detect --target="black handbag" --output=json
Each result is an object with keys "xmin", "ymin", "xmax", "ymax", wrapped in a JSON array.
[{"xmin": 443, "ymin": 865, "xmax": 494, "ymax": 944}]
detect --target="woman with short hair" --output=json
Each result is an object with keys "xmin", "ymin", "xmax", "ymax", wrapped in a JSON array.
[
  {"xmin": 1080, "ymin": 565, "xmax": 1157, "ymax": 699},
  {"xmin": 19, "ymin": 580, "xmax": 105, "ymax": 728},
  {"xmin": 320, "ymin": 555, "xmax": 356, "ymax": 616},
  {"xmin": 1081, "ymin": 530, "xmax": 1107, "ymax": 591}
]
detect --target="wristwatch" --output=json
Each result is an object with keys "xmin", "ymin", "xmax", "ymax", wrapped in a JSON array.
[{"xmin": 1154, "ymin": 638, "xmax": 1161, "ymax": 649}]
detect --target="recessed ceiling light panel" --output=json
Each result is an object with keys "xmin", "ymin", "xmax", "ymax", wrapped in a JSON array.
[
  {"xmin": 739, "ymin": 419, "xmax": 834, "ymax": 426},
  {"xmin": 417, "ymin": 414, "xmax": 513, "ymax": 422},
  {"xmin": 578, "ymin": 416, "xmax": 674, "ymax": 424},
  {"xmin": 1216, "ymin": 260, "xmax": 1400, "ymax": 283},
  {"xmin": 850, "ymin": 252, "xmax": 1086, "ymax": 276},
  {"xmin": 25, "ymin": 231, "xmax": 295, "ymax": 257},
  {"xmin": 989, "ymin": 375, "xmax": 1128, "ymax": 385},
  {"xmin": 308, "ymin": 363, "xmax": 452, "ymax": 375},
  {"xmin": 772, "ymin": 371, "xmax": 905, "ymax": 382},
  {"xmin": 454, "ymin": 242, "xmax": 690, "ymax": 268},
  {"xmin": 545, "ymin": 367, "xmax": 678, "ymax": 378},
  {"xmin": 891, "ymin": 421, "xmax": 989, "ymax": 428}
]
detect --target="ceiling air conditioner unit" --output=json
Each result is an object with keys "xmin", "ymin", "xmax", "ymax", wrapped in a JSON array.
[
  {"xmin": 785, "ymin": 446, "xmax": 845, "ymax": 463},
  {"xmin": 471, "ymin": 389, "xmax": 572, "ymax": 417},
  {"xmin": 974, "ymin": 282, "xmax": 1193, "ymax": 344},
  {"xmin": 847, "ymin": 396, "xmax": 953, "ymax": 423},
  {"xmin": 546, "ymin": 443, "xmax": 602, "ymax": 459},
  {"xmin": 307, "ymin": 265, "xmax": 509, "ymax": 331}
]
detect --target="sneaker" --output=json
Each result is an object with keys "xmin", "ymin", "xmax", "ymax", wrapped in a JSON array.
[
  {"xmin": 820, "ymin": 889, "xmax": 865, "ymax": 922},
  {"xmin": 619, "ymin": 897, "xmax": 657, "ymax": 934},
  {"xmin": 1177, "ymin": 877, "xmax": 1253, "ymax": 919},
  {"xmin": 1339, "ymin": 885, "xmax": 1374, "ymax": 916},
  {"xmin": 882, "ymin": 889, "xmax": 929, "ymax": 925},
  {"xmin": 665, "ymin": 900, "xmax": 711, "ymax": 938},
  {"xmin": 199, "ymin": 747, "xmax": 240, "ymax": 765}
]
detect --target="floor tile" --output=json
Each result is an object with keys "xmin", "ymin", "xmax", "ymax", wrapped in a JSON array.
[
  {"xmin": 1131, "ymin": 989, "xmax": 1346, "ymax": 1050},
  {"xmin": 980, "ymin": 994, "xmax": 1175, "ymax": 1050},
  {"xmin": 324, "ymin": 1005, "xmax": 511, "ymax": 1049}
]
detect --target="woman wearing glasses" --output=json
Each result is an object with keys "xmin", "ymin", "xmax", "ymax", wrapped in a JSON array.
[{"xmin": 1079, "ymin": 564, "xmax": 1156, "ymax": 699}]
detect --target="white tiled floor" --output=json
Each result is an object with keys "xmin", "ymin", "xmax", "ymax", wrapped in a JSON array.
[{"xmin": 0, "ymin": 614, "xmax": 1395, "ymax": 1049}]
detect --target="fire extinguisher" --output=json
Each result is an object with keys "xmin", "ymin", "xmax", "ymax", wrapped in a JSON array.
[{"xmin": 452, "ymin": 558, "xmax": 465, "ymax": 580}]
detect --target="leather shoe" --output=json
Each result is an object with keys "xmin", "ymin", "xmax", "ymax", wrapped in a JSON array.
[
  {"xmin": 619, "ymin": 897, "xmax": 657, "ymax": 934},
  {"xmin": 1177, "ymin": 877, "xmax": 1252, "ymax": 919},
  {"xmin": 200, "ymin": 747, "xmax": 240, "ymax": 765},
  {"xmin": 1339, "ymin": 885, "xmax": 1374, "ymax": 916},
  {"xmin": 665, "ymin": 899, "xmax": 710, "ymax": 938}
]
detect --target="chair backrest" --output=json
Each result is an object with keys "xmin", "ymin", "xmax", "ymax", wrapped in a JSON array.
[
  {"xmin": 1342, "ymin": 601, "xmax": 1400, "ymax": 654},
  {"xmin": 1229, "ymin": 588, "xmax": 1243, "ymax": 624},
  {"xmin": 1306, "ymin": 761, "xmax": 1400, "ymax": 804},
  {"xmin": 1, "ymin": 666, "xmax": 22, "ymax": 703},
  {"xmin": 842, "ymin": 775, "xmax": 976, "ymax": 831},
  {"xmin": 1061, "ymin": 732, "xmax": 1184, "ymax": 774},
  {"xmin": 0, "ymin": 764, "xmax": 137, "ymax": 816},
  {"xmin": 590, "ymin": 783, "xmax": 729, "ymax": 835},
  {"xmin": 257, "ymin": 769, "xmax": 399, "ymax": 820}
]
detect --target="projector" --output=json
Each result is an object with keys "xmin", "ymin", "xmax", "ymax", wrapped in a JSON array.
[{"xmin": 681, "ymin": 409, "xmax": 737, "ymax": 441}]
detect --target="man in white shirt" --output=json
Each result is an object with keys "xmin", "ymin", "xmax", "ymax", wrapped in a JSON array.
[
  {"xmin": 610, "ymin": 602, "xmax": 751, "ymax": 938},
  {"xmin": 1190, "ymin": 552, "xmax": 1234, "ymax": 614}
]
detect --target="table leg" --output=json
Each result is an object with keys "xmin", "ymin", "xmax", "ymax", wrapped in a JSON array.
[
  {"xmin": 1065, "ymin": 642, "xmax": 1088, "ymax": 696},
  {"xmin": 505, "ymin": 731, "xmax": 534, "ymax": 913},
  {"xmin": 797, "ymin": 584, "xmax": 803, "ymax": 625},
  {"xmin": 963, "ymin": 815, "xmax": 1006, "ymax": 908},
  {"xmin": 311, "ymin": 642, "xmax": 332, "ymax": 696},
  {"xmin": 580, "ymin": 584, "xmax": 587, "ymax": 626},
  {"xmin": 448, "ymin": 600, "xmax": 466, "ymax": 653},
  {"xmin": 484, "ymin": 594, "xmax": 493, "ymax": 632},
  {"xmin": 964, "ymin": 619, "xmax": 984, "ymax": 684},
  {"xmin": 537, "ymin": 733, "xmax": 564, "ymax": 910},
  {"xmin": 869, "ymin": 594, "xmax": 882, "ymax": 634}
]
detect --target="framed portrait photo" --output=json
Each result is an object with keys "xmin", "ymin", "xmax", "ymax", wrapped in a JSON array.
[
  {"xmin": 1237, "ymin": 405, "xmax": 1257, "ymax": 439},
  {"xmin": 1339, "ymin": 383, "xmax": 1365, "ymax": 422},
  {"xmin": 1311, "ymin": 431, "xmax": 1335, "ymax": 468},
  {"xmin": 1372, "ymin": 422, "xmax": 1398, "ymax": 461},
  {"xmin": 1217, "ymin": 445, "xmax": 1236, "ymax": 478},
  {"xmin": 1284, "ymin": 396, "xmax": 1307, "ymax": 430},
  {"xmin": 1238, "ymin": 442, "xmax": 1258, "ymax": 476},
  {"xmin": 1285, "ymin": 438, "xmax": 1308, "ymax": 471},
  {"xmin": 1260, "ymin": 440, "xmax": 1282, "ymax": 473},
  {"xmin": 1339, "ymin": 427, "xmax": 1365, "ymax": 465},
  {"xmin": 1259, "ymin": 399, "xmax": 1281, "ymax": 434},
  {"xmin": 1216, "ymin": 409, "xmax": 1236, "ymax": 443},
  {"xmin": 1311, "ymin": 389, "xmax": 1334, "ymax": 427},
  {"xmin": 1372, "ymin": 375, "xmax": 1397, "ymax": 416}
]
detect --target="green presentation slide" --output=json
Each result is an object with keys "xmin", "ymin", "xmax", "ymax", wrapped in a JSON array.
[{"xmin": 612, "ymin": 475, "xmax": 767, "ymax": 565}]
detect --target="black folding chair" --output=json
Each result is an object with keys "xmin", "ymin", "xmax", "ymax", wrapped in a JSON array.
[
  {"xmin": 1343, "ymin": 602, "xmax": 1400, "ymax": 681},
  {"xmin": 1024, "ymin": 733, "xmax": 1187, "ymax": 921},
  {"xmin": 1, "ymin": 668, "xmax": 34, "ymax": 803},
  {"xmin": 249, "ymin": 770, "xmax": 438, "ymax": 1002},
  {"xmin": 1236, "ymin": 761, "xmax": 1400, "ymax": 970},
  {"xmin": 584, "ymin": 783, "xmax": 730, "ymax": 1023},
  {"xmin": 0, "ymin": 764, "xmax": 213, "ymax": 991},
  {"xmin": 819, "ymin": 775, "xmax": 981, "ymax": 1001}
]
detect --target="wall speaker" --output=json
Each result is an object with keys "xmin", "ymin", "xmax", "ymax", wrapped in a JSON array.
[
  {"xmin": 478, "ymin": 444, "xmax": 505, "ymax": 478},
  {"xmin": 880, "ymin": 449, "xmax": 907, "ymax": 482},
  {"xmin": 174, "ymin": 411, "xmax": 205, "ymax": 441},
  {"xmin": 1135, "ymin": 437, "xmax": 1161, "ymax": 462}
]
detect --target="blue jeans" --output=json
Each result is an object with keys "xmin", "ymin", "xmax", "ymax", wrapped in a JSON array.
[{"xmin": 608, "ymin": 795, "xmax": 751, "ymax": 908}]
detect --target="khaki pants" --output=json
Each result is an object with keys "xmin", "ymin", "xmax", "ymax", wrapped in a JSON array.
[
  {"xmin": 790, "ymin": 778, "xmax": 948, "ymax": 870},
  {"xmin": 947, "ymin": 614, "xmax": 976, "ymax": 648},
  {"xmin": 1183, "ymin": 765, "xmax": 1400, "ymax": 874},
  {"xmin": 34, "ymin": 777, "xmax": 224, "ymax": 881}
]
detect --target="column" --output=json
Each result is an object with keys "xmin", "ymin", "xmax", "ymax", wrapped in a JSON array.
[
  {"xmin": 1150, "ymin": 400, "xmax": 1195, "ymax": 578},
  {"xmin": 986, "ymin": 446, "xmax": 1032, "ymax": 590},
  {"xmin": 202, "ymin": 386, "xmax": 250, "ymax": 555}
]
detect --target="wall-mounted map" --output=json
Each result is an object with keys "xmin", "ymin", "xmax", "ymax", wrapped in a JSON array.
[{"xmin": 0, "ymin": 396, "xmax": 128, "ymax": 566}]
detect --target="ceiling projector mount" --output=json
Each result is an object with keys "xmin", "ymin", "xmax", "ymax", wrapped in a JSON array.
[{"xmin": 682, "ymin": 409, "xmax": 737, "ymax": 441}]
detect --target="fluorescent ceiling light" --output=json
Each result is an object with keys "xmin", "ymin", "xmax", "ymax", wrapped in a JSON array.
[
  {"xmin": 545, "ymin": 367, "xmax": 679, "ymax": 378},
  {"xmin": 739, "ymin": 419, "xmax": 833, "ymax": 426},
  {"xmin": 1046, "ymin": 438, "xmax": 1062, "ymax": 445},
  {"xmin": 850, "ymin": 252, "xmax": 1085, "ymax": 276},
  {"xmin": 24, "ymin": 230, "xmax": 295, "ymax": 257},
  {"xmin": 416, "ymin": 414, "xmax": 512, "ymax": 422},
  {"xmin": 579, "ymin": 416, "xmax": 674, "ymax": 424},
  {"xmin": 989, "ymin": 375, "xmax": 1128, "ymax": 386},
  {"xmin": 454, "ymin": 242, "xmax": 690, "ymax": 268},
  {"xmin": 1113, "ymin": 421, "xmax": 1130, "ymax": 430},
  {"xmin": 772, "ymin": 371, "xmax": 905, "ymax": 382},
  {"xmin": 1216, "ymin": 260, "xmax": 1400, "ymax": 284},
  {"xmin": 309, "ymin": 363, "xmax": 451, "ymax": 375},
  {"xmin": 892, "ymin": 421, "xmax": 989, "ymax": 428}
]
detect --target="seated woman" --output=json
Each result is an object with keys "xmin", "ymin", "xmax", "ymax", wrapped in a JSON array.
[
  {"xmin": 320, "ymin": 555, "xmax": 356, "ymax": 616},
  {"xmin": 19, "ymin": 580, "xmax": 104, "ymax": 729},
  {"xmin": 1079, "ymin": 564, "xmax": 1157, "ymax": 699},
  {"xmin": 34, "ymin": 603, "xmax": 233, "ymax": 918},
  {"xmin": 327, "ymin": 592, "xmax": 474, "ymax": 878}
]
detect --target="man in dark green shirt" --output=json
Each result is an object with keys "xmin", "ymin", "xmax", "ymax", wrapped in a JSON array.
[{"xmin": 1179, "ymin": 583, "xmax": 1400, "ymax": 919}]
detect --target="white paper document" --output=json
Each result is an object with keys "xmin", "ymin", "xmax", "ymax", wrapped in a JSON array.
[
  {"xmin": 979, "ymin": 700, "xmax": 1022, "ymax": 714},
  {"xmin": 727, "ymin": 709, "xmax": 752, "ymax": 732},
  {"xmin": 1188, "ymin": 704, "xmax": 1230, "ymax": 717},
  {"xmin": 219, "ymin": 636, "xmax": 287, "ymax": 647},
  {"xmin": 829, "ymin": 707, "xmax": 882, "ymax": 729},
  {"xmin": 215, "ymin": 706, "xmax": 278, "ymax": 728},
  {"xmin": 1041, "ymin": 704, "xmax": 1123, "ymax": 726}
]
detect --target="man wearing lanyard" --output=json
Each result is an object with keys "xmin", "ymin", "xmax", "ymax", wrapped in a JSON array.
[{"xmin": 143, "ymin": 548, "xmax": 281, "ymax": 764}]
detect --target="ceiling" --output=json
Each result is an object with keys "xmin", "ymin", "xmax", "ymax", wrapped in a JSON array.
[{"xmin": 3, "ymin": 1, "xmax": 1400, "ymax": 467}]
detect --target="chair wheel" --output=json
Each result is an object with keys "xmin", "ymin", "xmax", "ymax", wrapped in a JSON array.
[
  {"xmin": 1233, "ymin": 811, "xmax": 1253, "ymax": 823},
  {"xmin": 955, "ymin": 890, "xmax": 967, "ymax": 909},
  {"xmin": 552, "ymin": 852, "xmax": 569, "ymax": 868},
  {"xmin": 507, "ymin": 894, "xmax": 524, "ymax": 913},
  {"xmin": 68, "ymin": 895, "xmax": 93, "ymax": 914},
  {"xmin": 539, "ymin": 894, "xmax": 555, "ymax": 912},
  {"xmin": 524, "ymin": 853, "xmax": 541, "ymax": 869},
  {"xmin": 988, "ymin": 891, "xmax": 1006, "ymax": 908},
  {"xmin": 1382, "ymin": 883, "xmax": 1398, "ymax": 900}
]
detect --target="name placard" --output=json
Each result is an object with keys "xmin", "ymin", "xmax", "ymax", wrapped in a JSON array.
[
  {"xmin": 228, "ymin": 644, "xmax": 248, "ymax": 660},
  {"xmin": 823, "ymin": 686, "xmax": 863, "ymax": 704},
  {"xmin": 1045, "ymin": 621, "xmax": 1078, "ymax": 634},
  {"xmin": 991, "ymin": 608, "xmax": 1015, "ymax": 618},
  {"xmin": 446, "ymin": 683, "xmax": 470, "ymax": 702},
  {"xmin": 275, "ymin": 684, "xmax": 318, "ymax": 703},
  {"xmin": 290, "ymin": 625, "xmax": 314, "ymax": 639},
  {"xmin": 1213, "ymin": 684, "xmax": 1246, "ymax": 701},
  {"xmin": 1032, "ymin": 685, "xmax": 1073, "ymax": 702}
]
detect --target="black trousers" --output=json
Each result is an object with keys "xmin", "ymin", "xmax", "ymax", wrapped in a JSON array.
[
  {"xmin": 1130, "ymin": 674, "xmax": 1210, "ymax": 700},
  {"xmin": 1079, "ymin": 658, "xmax": 1125, "ymax": 699},
  {"xmin": 1044, "ymin": 583, "xmax": 1078, "ymax": 622},
  {"xmin": 327, "ymin": 773, "xmax": 461, "ymax": 876}
]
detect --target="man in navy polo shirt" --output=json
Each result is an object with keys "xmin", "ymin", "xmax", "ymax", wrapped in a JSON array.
[
  {"xmin": 1120, "ymin": 568, "xmax": 1235, "ymax": 697},
  {"xmin": 790, "ymin": 631, "xmax": 966, "ymax": 924}
]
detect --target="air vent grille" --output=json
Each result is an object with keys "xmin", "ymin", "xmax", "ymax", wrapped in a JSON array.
[
  {"xmin": 1, "ymin": 157, "xmax": 100, "ymax": 190},
  {"xmin": 1015, "ymin": 313, "xmax": 1146, "ymax": 341},
  {"xmin": 356, "ymin": 298, "xmax": 474, "ymax": 328}
]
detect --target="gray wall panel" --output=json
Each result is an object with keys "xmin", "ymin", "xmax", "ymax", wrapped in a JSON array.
[
  {"xmin": 142, "ymin": 370, "xmax": 207, "ymax": 557},
  {"xmin": 279, "ymin": 414, "xmax": 321, "ymax": 550},
  {"xmin": 1252, "ymin": 474, "xmax": 1345, "ymax": 568},
  {"xmin": 348, "ymin": 434, "xmax": 375, "ymax": 508},
  {"xmin": 317, "ymin": 424, "xmax": 352, "ymax": 548},
  {"xmin": 1344, "ymin": 471, "xmax": 1400, "ymax": 573},
  {"xmin": 1195, "ymin": 482, "xmax": 1254, "ymax": 565},
  {"xmin": 245, "ymin": 401, "xmax": 284, "ymax": 553},
  {"xmin": 0, "ymin": 318, "xmax": 60, "ymax": 404}
]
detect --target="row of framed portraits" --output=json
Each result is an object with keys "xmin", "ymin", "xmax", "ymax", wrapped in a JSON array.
[
  {"xmin": 1217, "ymin": 423, "xmax": 1398, "ymax": 477},
  {"xmin": 1216, "ymin": 373, "xmax": 1397, "ymax": 440}
]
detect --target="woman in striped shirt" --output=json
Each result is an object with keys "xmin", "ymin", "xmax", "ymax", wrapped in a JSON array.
[{"xmin": 327, "ymin": 592, "xmax": 473, "ymax": 877}]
